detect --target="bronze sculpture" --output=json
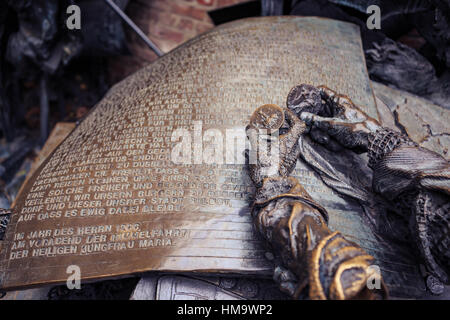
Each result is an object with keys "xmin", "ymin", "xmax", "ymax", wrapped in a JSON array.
[
  {"xmin": 246, "ymin": 83, "xmax": 449, "ymax": 299},
  {"xmin": 295, "ymin": 84, "xmax": 449, "ymax": 286},
  {"xmin": 1, "ymin": 17, "xmax": 447, "ymax": 299},
  {"xmin": 246, "ymin": 103, "xmax": 387, "ymax": 299}
]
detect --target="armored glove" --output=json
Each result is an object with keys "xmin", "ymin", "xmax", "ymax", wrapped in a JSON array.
[{"xmin": 288, "ymin": 84, "xmax": 382, "ymax": 153}]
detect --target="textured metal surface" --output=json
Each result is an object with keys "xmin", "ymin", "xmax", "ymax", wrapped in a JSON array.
[
  {"xmin": 12, "ymin": 122, "xmax": 76, "ymax": 209},
  {"xmin": 290, "ymin": 83, "xmax": 449, "ymax": 298},
  {"xmin": 372, "ymin": 81, "xmax": 450, "ymax": 159},
  {"xmin": 130, "ymin": 274, "xmax": 287, "ymax": 300},
  {"xmin": 0, "ymin": 16, "xmax": 379, "ymax": 290}
]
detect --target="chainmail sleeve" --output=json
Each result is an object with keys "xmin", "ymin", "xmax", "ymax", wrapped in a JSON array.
[
  {"xmin": 368, "ymin": 127, "xmax": 450, "ymax": 284},
  {"xmin": 368, "ymin": 127, "xmax": 450, "ymax": 198}
]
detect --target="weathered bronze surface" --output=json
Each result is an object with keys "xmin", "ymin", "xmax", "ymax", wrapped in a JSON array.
[
  {"xmin": 129, "ymin": 83, "xmax": 450, "ymax": 300},
  {"xmin": 12, "ymin": 122, "xmax": 77, "ymax": 209},
  {"xmin": 249, "ymin": 104, "xmax": 285, "ymax": 133},
  {"xmin": 372, "ymin": 82, "xmax": 450, "ymax": 159},
  {"xmin": 0, "ymin": 17, "xmax": 381, "ymax": 291},
  {"xmin": 247, "ymin": 100, "xmax": 387, "ymax": 300},
  {"xmin": 289, "ymin": 83, "xmax": 449, "ymax": 296},
  {"xmin": 130, "ymin": 274, "xmax": 287, "ymax": 300}
]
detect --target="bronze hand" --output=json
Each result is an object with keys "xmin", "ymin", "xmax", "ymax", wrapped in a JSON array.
[{"xmin": 288, "ymin": 84, "xmax": 382, "ymax": 153}]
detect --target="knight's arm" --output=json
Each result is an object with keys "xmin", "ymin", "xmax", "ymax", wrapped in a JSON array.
[
  {"xmin": 247, "ymin": 105, "xmax": 387, "ymax": 299},
  {"xmin": 368, "ymin": 129, "xmax": 450, "ymax": 284},
  {"xmin": 293, "ymin": 84, "xmax": 450, "ymax": 284},
  {"xmin": 252, "ymin": 176, "xmax": 386, "ymax": 299},
  {"xmin": 367, "ymin": 128, "xmax": 450, "ymax": 199},
  {"xmin": 305, "ymin": 85, "xmax": 450, "ymax": 198}
]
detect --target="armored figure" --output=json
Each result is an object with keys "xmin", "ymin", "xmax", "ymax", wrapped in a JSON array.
[
  {"xmin": 288, "ymin": 84, "xmax": 450, "ymax": 289},
  {"xmin": 246, "ymin": 103, "xmax": 387, "ymax": 300},
  {"xmin": 294, "ymin": 86, "xmax": 450, "ymax": 283},
  {"xmin": 246, "ymin": 84, "xmax": 449, "ymax": 299}
]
